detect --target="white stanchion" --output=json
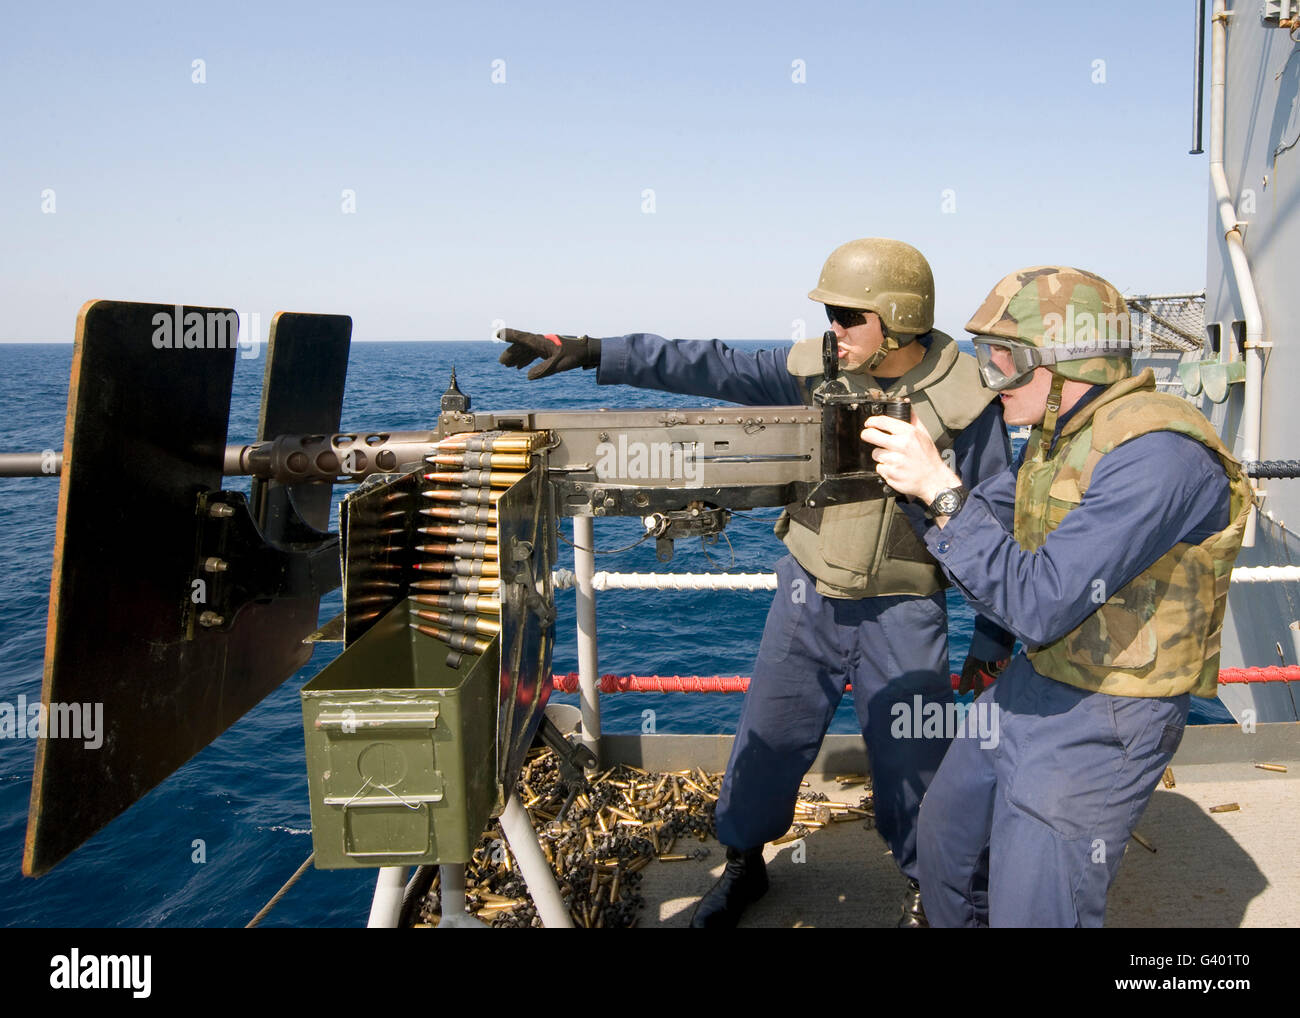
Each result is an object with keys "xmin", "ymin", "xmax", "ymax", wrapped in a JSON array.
[
  {"xmin": 572, "ymin": 517, "xmax": 601, "ymax": 766},
  {"xmin": 366, "ymin": 866, "xmax": 410, "ymax": 928},
  {"xmin": 499, "ymin": 793, "xmax": 574, "ymax": 929}
]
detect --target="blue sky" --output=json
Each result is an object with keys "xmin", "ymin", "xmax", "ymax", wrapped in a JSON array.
[{"xmin": 1, "ymin": 1, "xmax": 1209, "ymax": 342}]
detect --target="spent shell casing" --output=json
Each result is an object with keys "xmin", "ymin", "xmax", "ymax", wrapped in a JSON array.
[
  {"xmin": 1161, "ymin": 767, "xmax": 1176, "ymax": 789},
  {"xmin": 431, "ymin": 452, "xmax": 530, "ymax": 470},
  {"xmin": 414, "ymin": 609, "xmax": 501, "ymax": 636},
  {"xmin": 410, "ymin": 576, "xmax": 500, "ymax": 593},
  {"xmin": 412, "ymin": 593, "xmax": 501, "ymax": 614},
  {"xmin": 424, "ymin": 487, "xmax": 503, "ymax": 505},
  {"xmin": 1208, "ymin": 802, "xmax": 1240, "ymax": 814},
  {"xmin": 1130, "ymin": 831, "xmax": 1157, "ymax": 853},
  {"xmin": 424, "ymin": 470, "xmax": 526, "ymax": 488},
  {"xmin": 419, "ymin": 504, "xmax": 498, "ymax": 523},
  {"xmin": 409, "ymin": 622, "xmax": 491, "ymax": 655},
  {"xmin": 1254, "ymin": 763, "xmax": 1288, "ymax": 773}
]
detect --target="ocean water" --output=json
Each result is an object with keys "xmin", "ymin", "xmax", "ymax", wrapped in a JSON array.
[{"xmin": 0, "ymin": 340, "xmax": 1232, "ymax": 927}]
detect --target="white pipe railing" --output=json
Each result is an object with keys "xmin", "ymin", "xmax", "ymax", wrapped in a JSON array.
[
  {"xmin": 1227, "ymin": 565, "xmax": 1300, "ymax": 583},
  {"xmin": 1210, "ymin": 0, "xmax": 1266, "ymax": 547},
  {"xmin": 553, "ymin": 570, "xmax": 778, "ymax": 591},
  {"xmin": 554, "ymin": 567, "xmax": 1298, "ymax": 589}
]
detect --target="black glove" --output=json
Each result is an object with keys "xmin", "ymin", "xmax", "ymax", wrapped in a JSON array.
[
  {"xmin": 958, "ymin": 655, "xmax": 1008, "ymax": 697},
  {"xmin": 496, "ymin": 328, "xmax": 601, "ymax": 380}
]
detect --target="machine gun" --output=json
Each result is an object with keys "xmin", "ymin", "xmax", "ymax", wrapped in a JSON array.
[{"xmin": 2, "ymin": 301, "xmax": 908, "ymax": 883}]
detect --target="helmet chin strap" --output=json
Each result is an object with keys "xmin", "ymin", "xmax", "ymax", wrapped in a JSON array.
[
  {"xmin": 1035, "ymin": 373, "xmax": 1067, "ymax": 462},
  {"xmin": 863, "ymin": 325, "xmax": 906, "ymax": 373}
]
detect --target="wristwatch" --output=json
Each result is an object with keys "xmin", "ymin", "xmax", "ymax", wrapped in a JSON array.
[{"xmin": 926, "ymin": 484, "xmax": 968, "ymax": 519}]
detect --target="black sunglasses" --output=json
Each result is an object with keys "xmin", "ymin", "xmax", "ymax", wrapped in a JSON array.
[{"xmin": 825, "ymin": 305, "xmax": 868, "ymax": 328}]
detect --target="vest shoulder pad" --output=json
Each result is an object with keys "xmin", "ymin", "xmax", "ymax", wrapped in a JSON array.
[
  {"xmin": 786, "ymin": 335, "xmax": 825, "ymax": 377},
  {"xmin": 918, "ymin": 332, "xmax": 998, "ymax": 434},
  {"xmin": 1081, "ymin": 390, "xmax": 1244, "ymax": 496},
  {"xmin": 1090, "ymin": 391, "xmax": 1233, "ymax": 460}
]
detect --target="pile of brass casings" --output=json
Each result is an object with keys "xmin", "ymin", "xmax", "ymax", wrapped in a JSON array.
[
  {"xmin": 414, "ymin": 754, "xmax": 877, "ymax": 928},
  {"xmin": 774, "ymin": 778, "xmax": 875, "ymax": 844},
  {"xmin": 416, "ymin": 747, "xmax": 724, "ymax": 928}
]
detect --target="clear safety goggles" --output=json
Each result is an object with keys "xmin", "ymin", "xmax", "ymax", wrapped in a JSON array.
[{"xmin": 972, "ymin": 336, "xmax": 1062, "ymax": 391}]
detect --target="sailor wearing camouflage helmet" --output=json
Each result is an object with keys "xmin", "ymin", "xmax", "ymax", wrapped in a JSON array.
[
  {"xmin": 497, "ymin": 239, "xmax": 1014, "ymax": 927},
  {"xmin": 862, "ymin": 266, "xmax": 1251, "ymax": 926}
]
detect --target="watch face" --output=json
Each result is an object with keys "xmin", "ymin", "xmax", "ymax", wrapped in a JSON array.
[{"xmin": 934, "ymin": 489, "xmax": 961, "ymax": 516}]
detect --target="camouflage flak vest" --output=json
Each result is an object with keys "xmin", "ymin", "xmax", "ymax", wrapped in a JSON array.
[
  {"xmin": 779, "ymin": 330, "xmax": 996, "ymax": 599},
  {"xmin": 1014, "ymin": 370, "xmax": 1253, "ymax": 698}
]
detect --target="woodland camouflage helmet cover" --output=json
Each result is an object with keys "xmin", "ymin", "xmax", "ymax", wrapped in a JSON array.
[
  {"xmin": 965, "ymin": 266, "xmax": 1132, "ymax": 389},
  {"xmin": 808, "ymin": 238, "xmax": 934, "ymax": 336}
]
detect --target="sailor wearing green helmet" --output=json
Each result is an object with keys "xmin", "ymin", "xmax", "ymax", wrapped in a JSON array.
[
  {"xmin": 862, "ymin": 266, "xmax": 1252, "ymax": 926},
  {"xmin": 497, "ymin": 238, "xmax": 1015, "ymax": 927}
]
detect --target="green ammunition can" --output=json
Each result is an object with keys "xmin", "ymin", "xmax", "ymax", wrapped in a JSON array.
[{"xmin": 300, "ymin": 598, "xmax": 498, "ymax": 868}]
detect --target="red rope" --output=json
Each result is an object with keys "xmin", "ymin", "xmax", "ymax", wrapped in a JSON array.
[
  {"xmin": 1218, "ymin": 665, "xmax": 1300, "ymax": 683},
  {"xmin": 547, "ymin": 673, "xmax": 959, "ymax": 693},
  {"xmin": 548, "ymin": 664, "xmax": 1300, "ymax": 693}
]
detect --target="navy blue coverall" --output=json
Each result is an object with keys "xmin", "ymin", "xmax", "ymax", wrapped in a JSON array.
[
  {"xmin": 598, "ymin": 334, "xmax": 1014, "ymax": 879},
  {"xmin": 916, "ymin": 388, "xmax": 1231, "ymax": 926}
]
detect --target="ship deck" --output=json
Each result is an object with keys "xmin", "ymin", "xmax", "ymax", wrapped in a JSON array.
[{"xmin": 596, "ymin": 722, "xmax": 1298, "ymax": 928}]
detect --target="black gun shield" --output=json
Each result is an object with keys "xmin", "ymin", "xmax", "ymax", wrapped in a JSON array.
[
  {"xmin": 23, "ymin": 301, "xmax": 349, "ymax": 876},
  {"xmin": 252, "ymin": 311, "xmax": 351, "ymax": 534}
]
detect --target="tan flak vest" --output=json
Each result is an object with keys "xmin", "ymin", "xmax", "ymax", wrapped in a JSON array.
[
  {"xmin": 1014, "ymin": 370, "xmax": 1253, "ymax": 698},
  {"xmin": 778, "ymin": 330, "xmax": 997, "ymax": 598}
]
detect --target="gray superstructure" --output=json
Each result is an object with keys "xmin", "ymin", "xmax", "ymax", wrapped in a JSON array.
[{"xmin": 1195, "ymin": 1, "xmax": 1300, "ymax": 722}]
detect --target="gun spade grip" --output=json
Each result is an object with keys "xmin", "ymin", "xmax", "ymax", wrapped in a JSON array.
[{"xmin": 822, "ymin": 330, "xmax": 838, "ymax": 380}]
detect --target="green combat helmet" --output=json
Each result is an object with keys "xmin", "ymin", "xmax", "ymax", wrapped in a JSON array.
[
  {"xmin": 966, "ymin": 265, "xmax": 1131, "ymax": 447},
  {"xmin": 808, "ymin": 238, "xmax": 934, "ymax": 371}
]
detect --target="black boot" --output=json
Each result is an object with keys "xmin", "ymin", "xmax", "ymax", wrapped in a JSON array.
[
  {"xmin": 898, "ymin": 878, "xmax": 929, "ymax": 928},
  {"xmin": 689, "ymin": 847, "xmax": 768, "ymax": 928}
]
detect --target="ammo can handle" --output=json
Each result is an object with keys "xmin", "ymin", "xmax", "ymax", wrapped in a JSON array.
[{"xmin": 315, "ymin": 710, "xmax": 440, "ymax": 731}]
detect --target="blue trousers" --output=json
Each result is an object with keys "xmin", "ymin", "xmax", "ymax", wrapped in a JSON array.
[
  {"xmin": 916, "ymin": 656, "xmax": 1189, "ymax": 927},
  {"xmin": 714, "ymin": 556, "xmax": 953, "ymax": 880}
]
